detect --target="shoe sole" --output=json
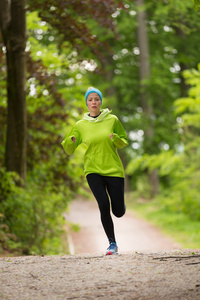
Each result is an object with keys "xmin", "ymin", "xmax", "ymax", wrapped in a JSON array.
[{"xmin": 105, "ymin": 251, "xmax": 118, "ymax": 255}]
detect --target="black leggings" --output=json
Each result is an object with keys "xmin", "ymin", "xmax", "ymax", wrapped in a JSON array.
[{"xmin": 86, "ymin": 173, "xmax": 126, "ymax": 244}]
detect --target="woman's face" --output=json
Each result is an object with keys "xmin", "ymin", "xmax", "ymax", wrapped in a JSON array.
[{"xmin": 87, "ymin": 92, "xmax": 101, "ymax": 116}]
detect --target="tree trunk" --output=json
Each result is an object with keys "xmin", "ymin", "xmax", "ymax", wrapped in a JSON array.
[
  {"xmin": 0, "ymin": 0, "xmax": 27, "ymax": 183},
  {"xmin": 136, "ymin": 0, "xmax": 159, "ymax": 197}
]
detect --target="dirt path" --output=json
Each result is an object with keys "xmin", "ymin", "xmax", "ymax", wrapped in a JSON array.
[
  {"xmin": 1, "ymin": 250, "xmax": 200, "ymax": 299},
  {"xmin": 1, "ymin": 199, "xmax": 200, "ymax": 299},
  {"xmin": 65, "ymin": 199, "xmax": 180, "ymax": 255}
]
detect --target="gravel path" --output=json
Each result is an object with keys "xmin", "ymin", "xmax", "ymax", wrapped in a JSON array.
[{"xmin": 1, "ymin": 250, "xmax": 200, "ymax": 299}]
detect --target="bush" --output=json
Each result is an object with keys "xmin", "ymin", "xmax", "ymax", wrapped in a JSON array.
[{"xmin": 0, "ymin": 168, "xmax": 71, "ymax": 255}]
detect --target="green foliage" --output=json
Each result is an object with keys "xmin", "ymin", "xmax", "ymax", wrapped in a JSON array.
[
  {"xmin": 126, "ymin": 150, "xmax": 182, "ymax": 177},
  {"xmin": 126, "ymin": 192, "xmax": 200, "ymax": 248},
  {"xmin": 0, "ymin": 11, "xmax": 91, "ymax": 255},
  {"xmin": 169, "ymin": 65, "xmax": 200, "ymax": 222},
  {"xmin": 174, "ymin": 64, "xmax": 200, "ymax": 120},
  {"xmin": 25, "ymin": 11, "xmax": 89, "ymax": 194},
  {"xmin": 111, "ymin": 0, "xmax": 200, "ymax": 157},
  {"xmin": 193, "ymin": 0, "xmax": 200, "ymax": 10},
  {"xmin": 0, "ymin": 168, "xmax": 72, "ymax": 255},
  {"xmin": 0, "ymin": 213, "xmax": 18, "ymax": 254},
  {"xmin": 126, "ymin": 64, "xmax": 200, "ymax": 234},
  {"xmin": 28, "ymin": 0, "xmax": 120, "ymax": 61},
  {"xmin": 2, "ymin": 3, "xmax": 101, "ymax": 256},
  {"xmin": 126, "ymin": 150, "xmax": 183, "ymax": 197},
  {"xmin": 0, "ymin": 170, "xmax": 20, "ymax": 254}
]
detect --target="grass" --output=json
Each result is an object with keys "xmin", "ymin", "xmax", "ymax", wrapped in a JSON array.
[{"xmin": 125, "ymin": 192, "xmax": 200, "ymax": 249}]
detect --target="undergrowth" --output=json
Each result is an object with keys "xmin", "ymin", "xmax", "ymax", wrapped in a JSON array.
[{"xmin": 126, "ymin": 191, "xmax": 200, "ymax": 249}]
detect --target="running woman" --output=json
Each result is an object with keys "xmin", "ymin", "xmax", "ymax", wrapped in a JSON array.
[{"xmin": 61, "ymin": 87, "xmax": 128, "ymax": 255}]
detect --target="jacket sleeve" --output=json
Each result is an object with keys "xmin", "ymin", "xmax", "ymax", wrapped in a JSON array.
[
  {"xmin": 112, "ymin": 117, "xmax": 129, "ymax": 149},
  {"xmin": 61, "ymin": 125, "xmax": 82, "ymax": 155}
]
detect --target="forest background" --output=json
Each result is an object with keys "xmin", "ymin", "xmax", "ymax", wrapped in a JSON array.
[{"xmin": 0, "ymin": 0, "xmax": 200, "ymax": 256}]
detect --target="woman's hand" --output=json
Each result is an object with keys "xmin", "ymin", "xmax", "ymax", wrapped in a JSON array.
[
  {"xmin": 110, "ymin": 134, "xmax": 114, "ymax": 140},
  {"xmin": 71, "ymin": 136, "xmax": 76, "ymax": 143}
]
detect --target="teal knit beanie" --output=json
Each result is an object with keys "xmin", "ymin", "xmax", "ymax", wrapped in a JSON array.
[{"xmin": 85, "ymin": 88, "xmax": 103, "ymax": 106}]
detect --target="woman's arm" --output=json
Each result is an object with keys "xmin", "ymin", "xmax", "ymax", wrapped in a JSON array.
[
  {"xmin": 61, "ymin": 125, "xmax": 81, "ymax": 155},
  {"xmin": 111, "ymin": 117, "xmax": 128, "ymax": 149}
]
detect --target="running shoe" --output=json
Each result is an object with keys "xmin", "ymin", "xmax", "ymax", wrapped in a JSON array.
[{"xmin": 106, "ymin": 242, "xmax": 118, "ymax": 255}]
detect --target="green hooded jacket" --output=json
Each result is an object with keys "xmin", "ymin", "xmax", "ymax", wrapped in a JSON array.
[{"xmin": 61, "ymin": 109, "xmax": 128, "ymax": 178}]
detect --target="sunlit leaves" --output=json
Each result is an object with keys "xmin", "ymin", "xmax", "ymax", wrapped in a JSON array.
[
  {"xmin": 193, "ymin": 0, "xmax": 200, "ymax": 10},
  {"xmin": 27, "ymin": 0, "xmax": 122, "ymax": 60},
  {"xmin": 174, "ymin": 66, "xmax": 200, "ymax": 123},
  {"xmin": 126, "ymin": 150, "xmax": 182, "ymax": 177}
]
